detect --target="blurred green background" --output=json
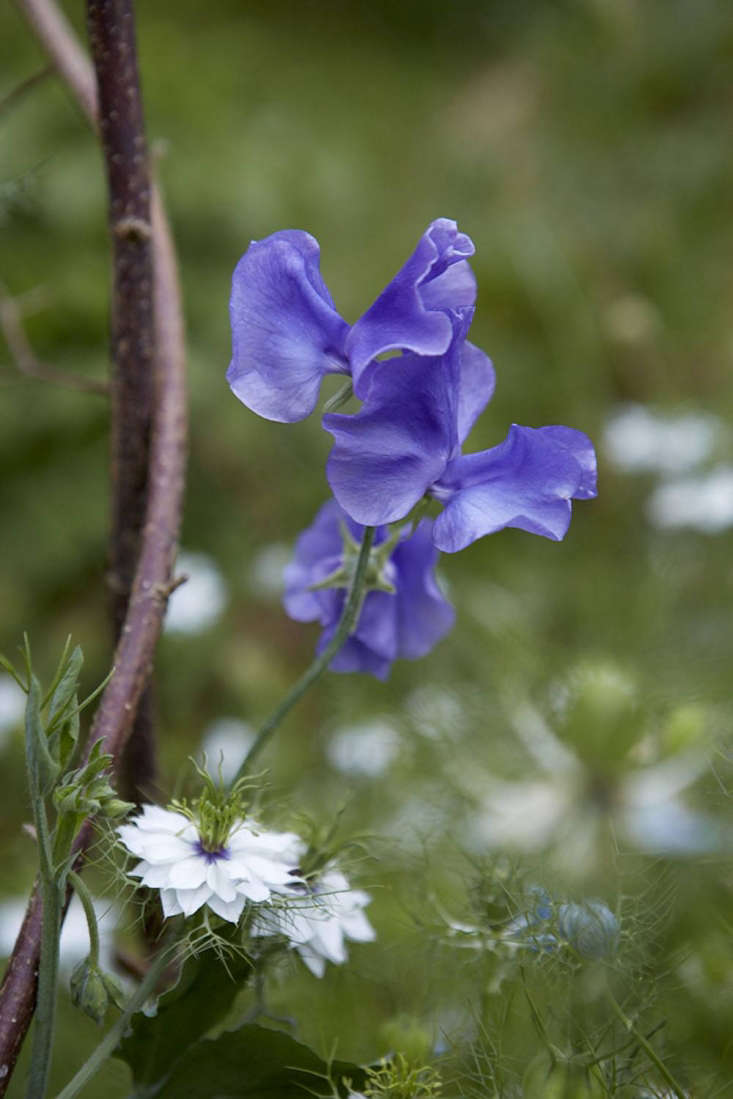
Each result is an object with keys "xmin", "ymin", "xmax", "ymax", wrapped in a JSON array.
[{"xmin": 2, "ymin": 0, "xmax": 733, "ymax": 1094}]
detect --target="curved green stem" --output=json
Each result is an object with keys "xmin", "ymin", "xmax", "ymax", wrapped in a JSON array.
[
  {"xmin": 54, "ymin": 944, "xmax": 178, "ymax": 1099},
  {"xmin": 67, "ymin": 872, "xmax": 99, "ymax": 967},
  {"xmin": 233, "ymin": 525, "xmax": 376, "ymax": 781},
  {"xmin": 606, "ymin": 989, "xmax": 687, "ymax": 1099}
]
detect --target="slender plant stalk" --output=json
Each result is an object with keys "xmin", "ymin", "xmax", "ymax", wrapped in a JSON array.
[
  {"xmin": 606, "ymin": 989, "xmax": 687, "ymax": 1099},
  {"xmin": 66, "ymin": 873, "xmax": 99, "ymax": 966},
  {"xmin": 23, "ymin": 677, "xmax": 62, "ymax": 1099},
  {"xmin": 0, "ymin": 2, "xmax": 187, "ymax": 1090},
  {"xmin": 54, "ymin": 945, "xmax": 179, "ymax": 1099},
  {"xmin": 233, "ymin": 526, "xmax": 376, "ymax": 780}
]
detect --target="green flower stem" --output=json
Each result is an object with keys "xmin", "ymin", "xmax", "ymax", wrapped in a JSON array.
[
  {"xmin": 606, "ymin": 988, "xmax": 687, "ymax": 1099},
  {"xmin": 67, "ymin": 871, "xmax": 99, "ymax": 967},
  {"xmin": 54, "ymin": 944, "xmax": 179, "ymax": 1099},
  {"xmin": 233, "ymin": 525, "xmax": 376, "ymax": 781},
  {"xmin": 24, "ymin": 676, "xmax": 62, "ymax": 1099}
]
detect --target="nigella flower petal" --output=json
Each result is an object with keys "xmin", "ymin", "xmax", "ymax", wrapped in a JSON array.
[
  {"xmin": 134, "ymin": 805, "xmax": 191, "ymax": 834},
  {"xmin": 175, "ymin": 884, "xmax": 212, "ymax": 918},
  {"xmin": 345, "ymin": 218, "xmax": 476, "ymax": 395},
  {"xmin": 298, "ymin": 945, "xmax": 326, "ymax": 978},
  {"xmin": 132, "ymin": 863, "xmax": 172, "ymax": 889},
  {"xmin": 205, "ymin": 861, "xmax": 237, "ymax": 902},
  {"xmin": 167, "ymin": 856, "xmax": 209, "ymax": 891},
  {"xmin": 392, "ymin": 520, "xmax": 455, "ymax": 658},
  {"xmin": 207, "ymin": 894, "xmax": 247, "ymax": 924},
  {"xmin": 160, "ymin": 889, "xmax": 184, "ymax": 918},
  {"xmin": 228, "ymin": 230, "xmax": 349, "ymax": 423},
  {"xmin": 236, "ymin": 878, "xmax": 271, "ymax": 903},
  {"xmin": 312, "ymin": 919, "xmax": 347, "ymax": 964},
  {"xmin": 324, "ymin": 353, "xmax": 457, "ymax": 526},
  {"xmin": 340, "ymin": 908, "xmax": 377, "ymax": 942},
  {"xmin": 432, "ymin": 425, "xmax": 598, "ymax": 553}
]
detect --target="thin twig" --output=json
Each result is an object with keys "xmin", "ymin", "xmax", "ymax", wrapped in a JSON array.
[
  {"xmin": 0, "ymin": 282, "xmax": 109, "ymax": 396},
  {"xmin": 0, "ymin": 65, "xmax": 53, "ymax": 116},
  {"xmin": 0, "ymin": 0, "xmax": 187, "ymax": 1089}
]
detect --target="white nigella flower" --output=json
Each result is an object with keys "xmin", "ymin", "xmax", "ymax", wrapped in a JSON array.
[
  {"xmin": 117, "ymin": 802, "xmax": 304, "ymax": 925},
  {"xmin": 253, "ymin": 867, "xmax": 376, "ymax": 978}
]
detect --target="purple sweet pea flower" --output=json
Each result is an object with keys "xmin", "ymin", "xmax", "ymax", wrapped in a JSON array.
[
  {"xmin": 227, "ymin": 219, "xmax": 478, "ymax": 422},
  {"xmin": 324, "ymin": 327, "xmax": 597, "ymax": 551},
  {"xmin": 284, "ymin": 500, "xmax": 455, "ymax": 680}
]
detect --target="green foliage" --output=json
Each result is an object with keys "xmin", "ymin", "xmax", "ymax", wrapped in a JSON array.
[
  {"xmin": 116, "ymin": 948, "xmax": 254, "ymax": 1089},
  {"xmin": 362, "ymin": 1054, "xmax": 442, "ymax": 1099},
  {"xmin": 153, "ymin": 1025, "xmax": 366, "ymax": 1099}
]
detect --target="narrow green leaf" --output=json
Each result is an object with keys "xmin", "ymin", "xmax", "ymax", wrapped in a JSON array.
[
  {"xmin": 47, "ymin": 644, "xmax": 84, "ymax": 731},
  {"xmin": 155, "ymin": 1025, "xmax": 367, "ymax": 1099},
  {"xmin": 25, "ymin": 673, "xmax": 60, "ymax": 792}
]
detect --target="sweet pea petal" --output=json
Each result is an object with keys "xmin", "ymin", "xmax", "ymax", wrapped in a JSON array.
[
  {"xmin": 392, "ymin": 520, "xmax": 455, "ymax": 658},
  {"xmin": 324, "ymin": 352, "xmax": 457, "ymax": 526},
  {"xmin": 457, "ymin": 342, "xmax": 496, "ymax": 445},
  {"xmin": 321, "ymin": 633, "xmax": 393, "ymax": 681},
  {"xmin": 228, "ymin": 230, "xmax": 349, "ymax": 423},
  {"xmin": 432, "ymin": 425, "xmax": 598, "ymax": 553},
  {"xmin": 345, "ymin": 219, "xmax": 476, "ymax": 395}
]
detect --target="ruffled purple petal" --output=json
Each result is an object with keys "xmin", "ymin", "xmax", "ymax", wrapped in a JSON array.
[
  {"xmin": 324, "ymin": 352, "xmax": 458, "ymax": 526},
  {"xmin": 318, "ymin": 588, "xmax": 398, "ymax": 680},
  {"xmin": 457, "ymin": 341, "xmax": 496, "ymax": 446},
  {"xmin": 283, "ymin": 502, "xmax": 453, "ymax": 678},
  {"xmin": 228, "ymin": 230, "xmax": 349, "ymax": 423},
  {"xmin": 345, "ymin": 219, "xmax": 476, "ymax": 396},
  {"xmin": 283, "ymin": 500, "xmax": 345, "ymax": 622},
  {"xmin": 432, "ymin": 424, "xmax": 598, "ymax": 553},
  {"xmin": 392, "ymin": 520, "xmax": 455, "ymax": 658}
]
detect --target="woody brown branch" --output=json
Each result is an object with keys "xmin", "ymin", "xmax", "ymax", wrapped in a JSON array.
[
  {"xmin": 87, "ymin": 0, "xmax": 159, "ymax": 806},
  {"xmin": 0, "ymin": 0, "xmax": 187, "ymax": 1089}
]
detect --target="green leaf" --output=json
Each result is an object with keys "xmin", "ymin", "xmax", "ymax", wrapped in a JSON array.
[
  {"xmin": 47, "ymin": 644, "xmax": 84, "ymax": 730},
  {"xmin": 116, "ymin": 948, "xmax": 254, "ymax": 1088},
  {"xmin": 155, "ymin": 1024, "xmax": 367, "ymax": 1099},
  {"xmin": 25, "ymin": 673, "xmax": 60, "ymax": 792}
]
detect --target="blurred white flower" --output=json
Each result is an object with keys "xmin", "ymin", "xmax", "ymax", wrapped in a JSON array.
[
  {"xmin": 646, "ymin": 464, "xmax": 733, "ymax": 533},
  {"xmin": 0, "ymin": 894, "xmax": 117, "ymax": 972},
  {"xmin": 406, "ymin": 684, "xmax": 467, "ymax": 741},
  {"xmin": 0, "ymin": 674, "xmax": 25, "ymax": 746},
  {"xmin": 165, "ymin": 551, "xmax": 227, "ymax": 634},
  {"xmin": 253, "ymin": 867, "xmax": 375, "ymax": 978},
  {"xmin": 604, "ymin": 404, "xmax": 720, "ymax": 476},
  {"xmin": 249, "ymin": 542, "xmax": 290, "ymax": 598},
  {"xmin": 201, "ymin": 718, "xmax": 255, "ymax": 784},
  {"xmin": 327, "ymin": 718, "xmax": 400, "ymax": 777},
  {"xmin": 470, "ymin": 705, "xmax": 729, "ymax": 867},
  {"xmin": 118, "ymin": 804, "xmax": 304, "ymax": 924}
]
